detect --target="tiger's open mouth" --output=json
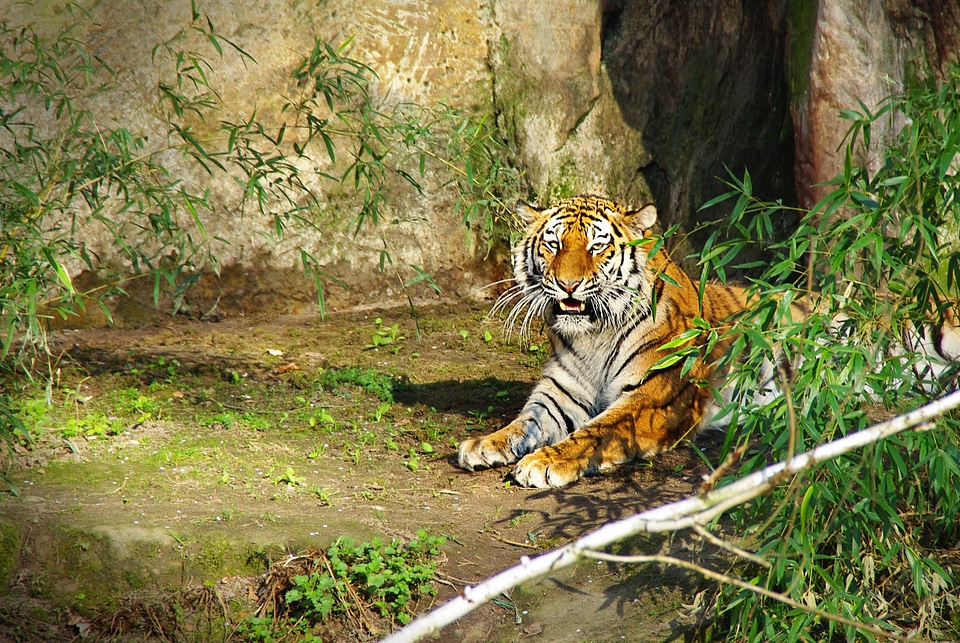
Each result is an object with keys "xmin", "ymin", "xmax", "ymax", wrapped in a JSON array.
[{"xmin": 556, "ymin": 297, "xmax": 587, "ymax": 315}]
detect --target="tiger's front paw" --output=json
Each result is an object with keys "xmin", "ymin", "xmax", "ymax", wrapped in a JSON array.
[
  {"xmin": 512, "ymin": 448, "xmax": 587, "ymax": 488},
  {"xmin": 458, "ymin": 428, "xmax": 522, "ymax": 471}
]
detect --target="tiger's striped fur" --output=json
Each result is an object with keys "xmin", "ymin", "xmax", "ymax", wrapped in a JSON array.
[
  {"xmin": 457, "ymin": 194, "xmax": 958, "ymax": 488},
  {"xmin": 458, "ymin": 195, "xmax": 751, "ymax": 487}
]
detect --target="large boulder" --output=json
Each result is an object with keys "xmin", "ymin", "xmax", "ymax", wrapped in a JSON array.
[{"xmin": 792, "ymin": 0, "xmax": 960, "ymax": 208}]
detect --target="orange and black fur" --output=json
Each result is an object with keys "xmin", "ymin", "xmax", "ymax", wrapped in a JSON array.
[
  {"xmin": 457, "ymin": 195, "xmax": 750, "ymax": 487},
  {"xmin": 458, "ymin": 195, "xmax": 960, "ymax": 488}
]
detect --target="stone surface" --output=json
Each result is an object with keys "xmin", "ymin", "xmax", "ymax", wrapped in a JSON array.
[
  {"xmin": 5, "ymin": 0, "xmax": 960, "ymax": 321},
  {"xmin": 601, "ymin": 0, "xmax": 795, "ymax": 232},
  {"xmin": 6, "ymin": 1, "xmax": 500, "ymax": 319},
  {"xmin": 492, "ymin": 0, "xmax": 796, "ymax": 236},
  {"xmin": 791, "ymin": 0, "xmax": 960, "ymax": 208}
]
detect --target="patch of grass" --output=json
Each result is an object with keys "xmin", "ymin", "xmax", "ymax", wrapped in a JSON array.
[
  {"xmin": 141, "ymin": 443, "xmax": 211, "ymax": 468},
  {"xmin": 130, "ymin": 357, "xmax": 181, "ymax": 384},
  {"xmin": 111, "ymin": 388, "xmax": 161, "ymax": 421},
  {"xmin": 198, "ymin": 411, "xmax": 274, "ymax": 432},
  {"xmin": 316, "ymin": 367, "xmax": 394, "ymax": 403},
  {"xmin": 62, "ymin": 413, "xmax": 123, "ymax": 439}
]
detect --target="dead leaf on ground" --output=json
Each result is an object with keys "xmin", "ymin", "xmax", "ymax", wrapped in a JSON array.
[{"xmin": 523, "ymin": 622, "xmax": 544, "ymax": 636}]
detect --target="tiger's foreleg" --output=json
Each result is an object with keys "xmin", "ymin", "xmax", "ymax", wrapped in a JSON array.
[
  {"xmin": 457, "ymin": 380, "xmax": 587, "ymax": 471},
  {"xmin": 457, "ymin": 418, "xmax": 547, "ymax": 471},
  {"xmin": 511, "ymin": 388, "xmax": 705, "ymax": 488}
]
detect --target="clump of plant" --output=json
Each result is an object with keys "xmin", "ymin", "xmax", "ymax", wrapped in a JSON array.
[
  {"xmin": 246, "ymin": 531, "xmax": 445, "ymax": 640},
  {"xmin": 365, "ymin": 317, "xmax": 405, "ymax": 354},
  {"xmin": 689, "ymin": 65, "xmax": 960, "ymax": 641},
  {"xmin": 315, "ymin": 367, "xmax": 394, "ymax": 403}
]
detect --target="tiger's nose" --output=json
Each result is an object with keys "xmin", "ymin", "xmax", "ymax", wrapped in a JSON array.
[{"xmin": 557, "ymin": 279, "xmax": 581, "ymax": 294}]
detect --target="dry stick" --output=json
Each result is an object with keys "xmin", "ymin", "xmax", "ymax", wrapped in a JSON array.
[
  {"xmin": 690, "ymin": 523, "xmax": 770, "ymax": 569},
  {"xmin": 381, "ymin": 389, "xmax": 960, "ymax": 643},
  {"xmin": 579, "ymin": 551, "xmax": 917, "ymax": 643}
]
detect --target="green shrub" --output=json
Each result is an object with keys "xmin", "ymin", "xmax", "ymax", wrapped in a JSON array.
[
  {"xmin": 695, "ymin": 65, "xmax": 960, "ymax": 641},
  {"xmin": 239, "ymin": 530, "xmax": 445, "ymax": 639}
]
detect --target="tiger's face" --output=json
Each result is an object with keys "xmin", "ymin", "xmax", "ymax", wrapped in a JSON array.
[{"xmin": 500, "ymin": 195, "xmax": 659, "ymax": 337}]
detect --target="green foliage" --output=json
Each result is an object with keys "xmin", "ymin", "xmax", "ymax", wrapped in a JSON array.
[
  {"xmin": 62, "ymin": 412, "xmax": 122, "ymax": 438},
  {"xmin": 365, "ymin": 316, "xmax": 405, "ymax": 353},
  {"xmin": 273, "ymin": 466, "xmax": 305, "ymax": 487},
  {"xmin": 696, "ymin": 66, "xmax": 960, "ymax": 641},
  {"xmin": 272, "ymin": 531, "xmax": 444, "ymax": 636},
  {"xmin": 0, "ymin": 14, "xmax": 218, "ymax": 358},
  {"xmin": 444, "ymin": 114, "xmax": 524, "ymax": 252},
  {"xmin": 0, "ymin": 7, "xmax": 521, "ymax": 453},
  {"xmin": 0, "ymin": 395, "xmax": 31, "ymax": 495},
  {"xmin": 315, "ymin": 366, "xmax": 394, "ymax": 403}
]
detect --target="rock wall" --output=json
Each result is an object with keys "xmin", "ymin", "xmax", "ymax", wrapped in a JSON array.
[
  {"xmin": 6, "ymin": 0, "xmax": 959, "ymax": 323},
  {"xmin": 6, "ymin": 0, "xmax": 501, "ymax": 321},
  {"xmin": 493, "ymin": 0, "xmax": 795, "ymax": 236},
  {"xmin": 493, "ymin": 0, "xmax": 959, "ymax": 234},
  {"xmin": 792, "ymin": 0, "xmax": 960, "ymax": 208}
]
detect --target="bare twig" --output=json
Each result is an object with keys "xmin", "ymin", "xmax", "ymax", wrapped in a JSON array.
[
  {"xmin": 698, "ymin": 440, "xmax": 748, "ymax": 496},
  {"xmin": 580, "ymin": 551, "xmax": 917, "ymax": 643},
  {"xmin": 380, "ymin": 390, "xmax": 960, "ymax": 643},
  {"xmin": 690, "ymin": 523, "xmax": 769, "ymax": 569}
]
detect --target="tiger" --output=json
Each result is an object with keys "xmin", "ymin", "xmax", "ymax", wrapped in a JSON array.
[{"xmin": 456, "ymin": 194, "xmax": 960, "ymax": 488}]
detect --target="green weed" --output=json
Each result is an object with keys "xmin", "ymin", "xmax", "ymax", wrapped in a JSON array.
[
  {"xmin": 273, "ymin": 467, "xmax": 305, "ymax": 487},
  {"xmin": 280, "ymin": 531, "xmax": 445, "ymax": 630},
  {"xmin": 365, "ymin": 318, "xmax": 405, "ymax": 354},
  {"xmin": 309, "ymin": 485, "xmax": 334, "ymax": 506},
  {"xmin": 315, "ymin": 367, "xmax": 394, "ymax": 403},
  {"xmin": 62, "ymin": 413, "xmax": 123, "ymax": 439},
  {"xmin": 130, "ymin": 357, "xmax": 180, "ymax": 383},
  {"xmin": 12, "ymin": 398, "xmax": 50, "ymax": 441},
  {"xmin": 370, "ymin": 402, "xmax": 391, "ymax": 422},
  {"xmin": 111, "ymin": 388, "xmax": 161, "ymax": 422},
  {"xmin": 302, "ymin": 408, "xmax": 337, "ymax": 430}
]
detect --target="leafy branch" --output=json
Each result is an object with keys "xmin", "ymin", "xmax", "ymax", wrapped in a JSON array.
[{"xmin": 383, "ymin": 390, "xmax": 960, "ymax": 643}]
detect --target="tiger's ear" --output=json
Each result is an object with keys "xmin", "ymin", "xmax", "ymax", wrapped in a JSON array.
[
  {"xmin": 623, "ymin": 204, "xmax": 658, "ymax": 234},
  {"xmin": 516, "ymin": 200, "xmax": 543, "ymax": 225}
]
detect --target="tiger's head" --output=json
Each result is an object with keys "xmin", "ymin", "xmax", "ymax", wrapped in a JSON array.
[{"xmin": 498, "ymin": 194, "xmax": 659, "ymax": 337}]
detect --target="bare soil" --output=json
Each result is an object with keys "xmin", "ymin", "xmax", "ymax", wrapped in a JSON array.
[{"xmin": 0, "ymin": 301, "xmax": 722, "ymax": 642}]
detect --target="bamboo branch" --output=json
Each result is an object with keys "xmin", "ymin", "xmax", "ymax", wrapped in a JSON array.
[
  {"xmin": 381, "ymin": 389, "xmax": 960, "ymax": 643},
  {"xmin": 580, "ymin": 551, "xmax": 917, "ymax": 643}
]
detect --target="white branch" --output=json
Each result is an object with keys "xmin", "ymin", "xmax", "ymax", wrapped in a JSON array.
[{"xmin": 382, "ymin": 389, "xmax": 960, "ymax": 643}]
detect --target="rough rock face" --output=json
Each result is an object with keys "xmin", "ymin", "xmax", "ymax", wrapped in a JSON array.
[
  {"xmin": 6, "ymin": 0, "xmax": 500, "ymax": 319},
  {"xmin": 491, "ymin": 0, "xmax": 797, "ymax": 243},
  {"xmin": 6, "ymin": 0, "xmax": 959, "ymax": 322},
  {"xmin": 793, "ymin": 0, "xmax": 960, "ymax": 208},
  {"xmin": 601, "ymin": 0, "xmax": 795, "ymax": 232}
]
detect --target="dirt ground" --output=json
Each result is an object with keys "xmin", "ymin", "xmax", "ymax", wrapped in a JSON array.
[{"xmin": 0, "ymin": 301, "xmax": 726, "ymax": 642}]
